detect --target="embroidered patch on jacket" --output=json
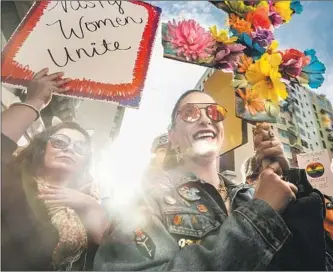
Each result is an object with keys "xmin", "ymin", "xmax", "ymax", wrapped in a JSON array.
[
  {"xmin": 134, "ymin": 228, "xmax": 156, "ymax": 259},
  {"xmin": 178, "ymin": 186, "xmax": 201, "ymax": 201}
]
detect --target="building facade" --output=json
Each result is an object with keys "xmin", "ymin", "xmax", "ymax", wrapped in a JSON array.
[{"xmin": 194, "ymin": 68, "xmax": 333, "ymax": 181}]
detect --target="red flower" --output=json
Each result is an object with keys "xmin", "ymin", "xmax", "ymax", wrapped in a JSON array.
[
  {"xmin": 281, "ymin": 49, "xmax": 311, "ymax": 77},
  {"xmin": 246, "ymin": 6, "xmax": 272, "ymax": 29}
]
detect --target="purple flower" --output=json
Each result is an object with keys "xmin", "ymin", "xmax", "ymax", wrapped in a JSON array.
[
  {"xmin": 214, "ymin": 44, "xmax": 245, "ymax": 71},
  {"xmin": 251, "ymin": 27, "xmax": 274, "ymax": 48},
  {"xmin": 268, "ymin": 0, "xmax": 283, "ymax": 27},
  {"xmin": 269, "ymin": 11, "xmax": 283, "ymax": 27}
]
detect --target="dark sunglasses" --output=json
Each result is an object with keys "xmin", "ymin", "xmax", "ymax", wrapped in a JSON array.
[
  {"xmin": 176, "ymin": 103, "xmax": 227, "ymax": 124},
  {"xmin": 49, "ymin": 134, "xmax": 90, "ymax": 155}
]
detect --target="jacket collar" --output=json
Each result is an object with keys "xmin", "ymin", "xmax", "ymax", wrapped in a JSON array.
[{"xmin": 167, "ymin": 168, "xmax": 251, "ymax": 191}]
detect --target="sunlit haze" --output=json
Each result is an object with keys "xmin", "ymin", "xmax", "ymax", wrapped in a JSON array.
[{"xmin": 92, "ymin": 1, "xmax": 333, "ymax": 200}]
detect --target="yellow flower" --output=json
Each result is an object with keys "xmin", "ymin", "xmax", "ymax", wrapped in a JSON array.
[
  {"xmin": 245, "ymin": 57, "xmax": 287, "ymax": 103},
  {"xmin": 263, "ymin": 40, "xmax": 282, "ymax": 68},
  {"xmin": 223, "ymin": 1, "xmax": 255, "ymax": 16},
  {"xmin": 209, "ymin": 25, "xmax": 238, "ymax": 44},
  {"xmin": 273, "ymin": 1, "xmax": 293, "ymax": 23}
]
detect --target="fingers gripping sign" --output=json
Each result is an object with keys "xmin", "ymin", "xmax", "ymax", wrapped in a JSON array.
[
  {"xmin": 26, "ymin": 68, "xmax": 71, "ymax": 110},
  {"xmin": 255, "ymin": 162, "xmax": 298, "ymax": 213},
  {"xmin": 253, "ymin": 122, "xmax": 290, "ymax": 175}
]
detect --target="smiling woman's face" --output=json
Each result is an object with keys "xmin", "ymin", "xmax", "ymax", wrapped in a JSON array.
[
  {"xmin": 170, "ymin": 92, "xmax": 224, "ymax": 161},
  {"xmin": 43, "ymin": 128, "xmax": 89, "ymax": 175}
]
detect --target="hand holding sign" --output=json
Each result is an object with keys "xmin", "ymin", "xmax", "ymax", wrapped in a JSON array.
[
  {"xmin": 253, "ymin": 123, "xmax": 289, "ymax": 175},
  {"xmin": 26, "ymin": 68, "xmax": 71, "ymax": 110},
  {"xmin": 2, "ymin": 1, "xmax": 161, "ymax": 108}
]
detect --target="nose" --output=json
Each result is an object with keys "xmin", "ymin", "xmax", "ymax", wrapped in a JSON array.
[
  {"xmin": 62, "ymin": 142, "xmax": 76, "ymax": 154},
  {"xmin": 198, "ymin": 108, "xmax": 211, "ymax": 125}
]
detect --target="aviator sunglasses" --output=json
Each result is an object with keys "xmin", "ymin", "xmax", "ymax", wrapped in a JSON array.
[
  {"xmin": 175, "ymin": 103, "xmax": 227, "ymax": 124},
  {"xmin": 49, "ymin": 134, "xmax": 90, "ymax": 155}
]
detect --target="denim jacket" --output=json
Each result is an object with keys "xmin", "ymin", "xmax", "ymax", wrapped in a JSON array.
[{"xmin": 94, "ymin": 169, "xmax": 291, "ymax": 270}]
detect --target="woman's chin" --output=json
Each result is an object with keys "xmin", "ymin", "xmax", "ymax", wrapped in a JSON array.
[{"xmin": 190, "ymin": 140, "xmax": 219, "ymax": 158}]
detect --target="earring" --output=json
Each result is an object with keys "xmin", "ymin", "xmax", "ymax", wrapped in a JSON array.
[{"xmin": 175, "ymin": 147, "xmax": 183, "ymax": 164}]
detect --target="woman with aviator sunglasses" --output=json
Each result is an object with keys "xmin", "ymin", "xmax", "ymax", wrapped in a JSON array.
[
  {"xmin": 95, "ymin": 90, "xmax": 298, "ymax": 271},
  {"xmin": 2, "ymin": 68, "xmax": 108, "ymax": 271}
]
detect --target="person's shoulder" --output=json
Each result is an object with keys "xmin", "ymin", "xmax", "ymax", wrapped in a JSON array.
[{"xmin": 142, "ymin": 168, "xmax": 176, "ymax": 194}]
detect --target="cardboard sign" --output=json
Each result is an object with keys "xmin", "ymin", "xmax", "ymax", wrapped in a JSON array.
[
  {"xmin": 1, "ymin": 1, "xmax": 161, "ymax": 108},
  {"xmin": 297, "ymin": 150, "xmax": 333, "ymax": 196},
  {"xmin": 204, "ymin": 70, "xmax": 248, "ymax": 154}
]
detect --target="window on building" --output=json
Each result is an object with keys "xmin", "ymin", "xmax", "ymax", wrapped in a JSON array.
[
  {"xmin": 299, "ymin": 127, "xmax": 306, "ymax": 136},
  {"xmin": 303, "ymin": 112, "xmax": 306, "ymax": 118},
  {"xmin": 313, "ymin": 104, "xmax": 317, "ymax": 111},
  {"xmin": 279, "ymin": 117, "xmax": 286, "ymax": 125},
  {"xmin": 308, "ymin": 132, "xmax": 311, "ymax": 139},
  {"xmin": 301, "ymin": 140, "xmax": 309, "ymax": 148},
  {"xmin": 318, "ymin": 98, "xmax": 327, "ymax": 109},
  {"xmin": 322, "ymin": 141, "xmax": 327, "ymax": 149},
  {"xmin": 317, "ymin": 121, "xmax": 321, "ymax": 128},
  {"xmin": 301, "ymin": 102, "xmax": 304, "ymax": 108},
  {"xmin": 316, "ymin": 141, "xmax": 319, "ymax": 146},
  {"xmin": 313, "ymin": 131, "xmax": 316, "ymax": 135},
  {"xmin": 294, "ymin": 106, "xmax": 301, "ymax": 114},
  {"xmin": 306, "ymin": 103, "xmax": 309, "ymax": 106},
  {"xmin": 310, "ymin": 144, "xmax": 313, "ymax": 151},
  {"xmin": 278, "ymin": 129, "xmax": 288, "ymax": 138},
  {"xmin": 305, "ymin": 122, "xmax": 308, "ymax": 128},
  {"xmin": 296, "ymin": 116, "xmax": 303, "ymax": 124},
  {"xmin": 315, "ymin": 112, "xmax": 319, "ymax": 119},
  {"xmin": 311, "ymin": 121, "xmax": 313, "ymax": 124},
  {"xmin": 283, "ymin": 143, "xmax": 291, "ymax": 153},
  {"xmin": 320, "ymin": 131, "xmax": 324, "ymax": 137}
]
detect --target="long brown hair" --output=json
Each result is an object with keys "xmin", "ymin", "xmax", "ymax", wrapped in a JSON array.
[{"xmin": 12, "ymin": 122, "xmax": 92, "ymax": 185}]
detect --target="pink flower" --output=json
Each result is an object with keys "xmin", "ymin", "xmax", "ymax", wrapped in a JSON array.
[
  {"xmin": 167, "ymin": 19, "xmax": 216, "ymax": 62},
  {"xmin": 214, "ymin": 44, "xmax": 246, "ymax": 71}
]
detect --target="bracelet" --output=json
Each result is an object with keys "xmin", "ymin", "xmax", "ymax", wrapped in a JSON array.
[{"xmin": 10, "ymin": 102, "xmax": 41, "ymax": 121}]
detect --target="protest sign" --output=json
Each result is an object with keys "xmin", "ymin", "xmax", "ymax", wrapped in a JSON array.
[
  {"xmin": 2, "ymin": 1, "xmax": 161, "ymax": 108},
  {"xmin": 297, "ymin": 150, "xmax": 333, "ymax": 196}
]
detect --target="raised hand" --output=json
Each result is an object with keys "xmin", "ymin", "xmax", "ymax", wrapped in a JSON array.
[
  {"xmin": 253, "ymin": 122, "xmax": 290, "ymax": 173},
  {"xmin": 254, "ymin": 162, "xmax": 298, "ymax": 213},
  {"xmin": 26, "ymin": 68, "xmax": 71, "ymax": 110}
]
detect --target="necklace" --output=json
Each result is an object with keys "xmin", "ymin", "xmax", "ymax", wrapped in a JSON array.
[{"xmin": 218, "ymin": 183, "xmax": 229, "ymax": 202}]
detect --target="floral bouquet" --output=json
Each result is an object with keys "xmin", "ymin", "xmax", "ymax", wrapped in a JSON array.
[{"xmin": 162, "ymin": 0, "xmax": 326, "ymax": 123}]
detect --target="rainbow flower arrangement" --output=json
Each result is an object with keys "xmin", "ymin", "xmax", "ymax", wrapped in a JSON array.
[{"xmin": 162, "ymin": 0, "xmax": 326, "ymax": 122}]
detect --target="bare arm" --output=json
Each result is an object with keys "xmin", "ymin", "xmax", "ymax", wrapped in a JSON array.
[
  {"xmin": 2, "ymin": 99, "xmax": 44, "ymax": 143},
  {"xmin": 2, "ymin": 68, "xmax": 70, "ymax": 142}
]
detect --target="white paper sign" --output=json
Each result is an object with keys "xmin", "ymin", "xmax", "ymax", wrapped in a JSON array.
[
  {"xmin": 2, "ymin": 1, "xmax": 161, "ymax": 108},
  {"xmin": 297, "ymin": 150, "xmax": 333, "ymax": 196}
]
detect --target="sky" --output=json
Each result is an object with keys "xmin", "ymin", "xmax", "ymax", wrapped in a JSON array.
[{"xmin": 95, "ymin": 1, "xmax": 333, "ymax": 198}]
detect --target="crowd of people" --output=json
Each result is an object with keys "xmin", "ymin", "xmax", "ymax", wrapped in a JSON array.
[{"xmin": 1, "ymin": 69, "xmax": 333, "ymax": 270}]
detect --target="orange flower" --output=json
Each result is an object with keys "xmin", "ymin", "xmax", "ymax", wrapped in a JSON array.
[
  {"xmin": 236, "ymin": 88, "xmax": 265, "ymax": 116},
  {"xmin": 228, "ymin": 14, "xmax": 253, "ymax": 35},
  {"xmin": 238, "ymin": 54, "xmax": 253, "ymax": 73},
  {"xmin": 246, "ymin": 6, "xmax": 272, "ymax": 29}
]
